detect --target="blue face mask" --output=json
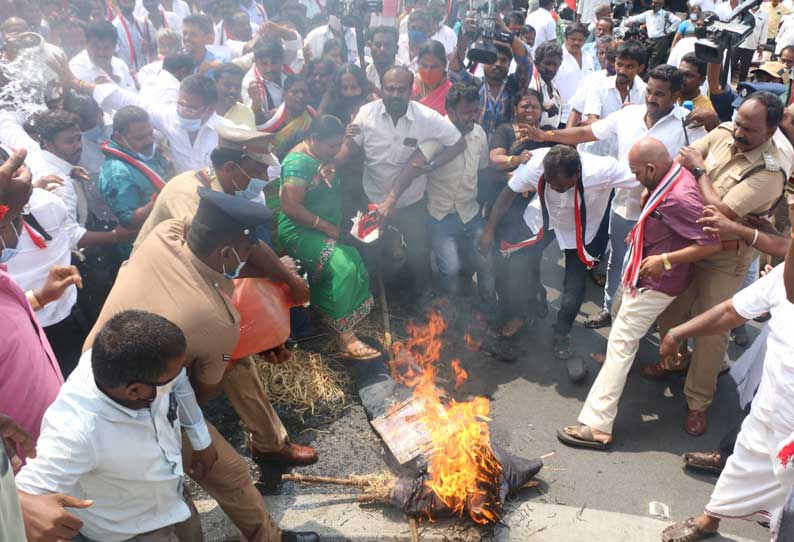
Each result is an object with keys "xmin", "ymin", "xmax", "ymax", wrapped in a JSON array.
[
  {"xmin": 120, "ymin": 134, "xmax": 156, "ymax": 161},
  {"xmin": 176, "ymin": 111, "xmax": 204, "ymax": 132},
  {"xmin": 233, "ymin": 164, "xmax": 267, "ymax": 200},
  {"xmin": 222, "ymin": 247, "xmax": 246, "ymax": 279},
  {"xmin": 84, "ymin": 125, "xmax": 105, "ymax": 144},
  {"xmin": 408, "ymin": 29, "xmax": 428, "ymax": 46},
  {"xmin": 0, "ymin": 223, "xmax": 19, "ymax": 263},
  {"xmin": 137, "ymin": 144, "xmax": 156, "ymax": 161}
]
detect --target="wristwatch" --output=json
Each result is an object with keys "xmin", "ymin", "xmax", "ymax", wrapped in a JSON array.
[
  {"xmin": 661, "ymin": 253, "xmax": 673, "ymax": 271},
  {"xmin": 690, "ymin": 167, "xmax": 705, "ymax": 179}
]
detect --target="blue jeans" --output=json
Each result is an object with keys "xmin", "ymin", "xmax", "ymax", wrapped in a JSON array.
[
  {"xmin": 427, "ymin": 213, "xmax": 496, "ymax": 304},
  {"xmin": 603, "ymin": 209, "xmax": 637, "ymax": 312}
]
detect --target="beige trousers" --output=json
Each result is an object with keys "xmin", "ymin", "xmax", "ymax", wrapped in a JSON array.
[
  {"xmin": 658, "ymin": 250, "xmax": 752, "ymax": 411},
  {"xmin": 223, "ymin": 356, "xmax": 288, "ymax": 452},
  {"xmin": 181, "ymin": 422, "xmax": 282, "ymax": 542},
  {"xmin": 579, "ymin": 288, "xmax": 675, "ymax": 434}
]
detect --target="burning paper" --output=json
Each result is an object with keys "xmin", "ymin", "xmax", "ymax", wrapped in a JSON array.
[{"xmin": 374, "ymin": 310, "xmax": 504, "ymax": 525}]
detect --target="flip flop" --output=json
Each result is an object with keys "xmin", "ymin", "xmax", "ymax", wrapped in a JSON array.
[
  {"xmin": 556, "ymin": 425, "xmax": 612, "ymax": 450},
  {"xmin": 337, "ymin": 340, "xmax": 381, "ymax": 361},
  {"xmin": 662, "ymin": 518, "xmax": 718, "ymax": 542}
]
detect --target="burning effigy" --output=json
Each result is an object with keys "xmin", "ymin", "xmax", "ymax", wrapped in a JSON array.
[{"xmin": 284, "ymin": 309, "xmax": 544, "ymax": 529}]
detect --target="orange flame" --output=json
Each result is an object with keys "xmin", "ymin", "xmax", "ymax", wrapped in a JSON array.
[
  {"xmin": 390, "ymin": 310, "xmax": 502, "ymax": 524},
  {"xmin": 450, "ymin": 359, "xmax": 467, "ymax": 390},
  {"xmin": 463, "ymin": 333, "xmax": 482, "ymax": 351}
]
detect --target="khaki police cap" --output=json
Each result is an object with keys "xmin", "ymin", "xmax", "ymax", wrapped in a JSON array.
[
  {"xmin": 216, "ymin": 126, "xmax": 278, "ymax": 166},
  {"xmin": 751, "ymin": 61, "xmax": 790, "ymax": 86}
]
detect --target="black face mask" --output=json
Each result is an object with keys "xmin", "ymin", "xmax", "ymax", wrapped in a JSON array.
[{"xmin": 694, "ymin": 26, "xmax": 708, "ymax": 39}]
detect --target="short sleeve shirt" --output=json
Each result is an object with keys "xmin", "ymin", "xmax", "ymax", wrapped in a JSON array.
[
  {"xmin": 352, "ymin": 100, "xmax": 461, "ymax": 208},
  {"xmin": 84, "ymin": 219, "xmax": 239, "ymax": 386},
  {"xmin": 693, "ymin": 123, "xmax": 788, "ymax": 222},
  {"xmin": 732, "ymin": 264, "xmax": 794, "ymax": 430},
  {"xmin": 421, "ymin": 123, "xmax": 488, "ymax": 223}
]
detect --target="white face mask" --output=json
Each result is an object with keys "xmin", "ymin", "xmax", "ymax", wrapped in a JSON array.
[{"xmin": 222, "ymin": 247, "xmax": 246, "ymax": 279}]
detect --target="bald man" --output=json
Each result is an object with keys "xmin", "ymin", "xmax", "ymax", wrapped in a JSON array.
[{"xmin": 557, "ymin": 137, "xmax": 721, "ymax": 449}]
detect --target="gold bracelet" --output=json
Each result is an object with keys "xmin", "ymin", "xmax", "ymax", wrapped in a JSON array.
[
  {"xmin": 546, "ymin": 130, "xmax": 555, "ymax": 140},
  {"xmin": 25, "ymin": 290, "xmax": 42, "ymax": 311}
]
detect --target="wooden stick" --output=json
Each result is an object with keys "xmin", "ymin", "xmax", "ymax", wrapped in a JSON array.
[
  {"xmin": 377, "ymin": 270, "xmax": 392, "ymax": 350},
  {"xmin": 409, "ymin": 518, "xmax": 420, "ymax": 542},
  {"xmin": 281, "ymin": 473, "xmax": 371, "ymax": 487},
  {"xmin": 540, "ymin": 452, "xmax": 556, "ymax": 460}
]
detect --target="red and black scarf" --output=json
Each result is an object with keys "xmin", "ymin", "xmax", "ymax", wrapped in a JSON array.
[
  {"xmin": 101, "ymin": 142, "xmax": 166, "ymax": 192},
  {"xmin": 622, "ymin": 163, "xmax": 687, "ymax": 292},
  {"xmin": 499, "ymin": 174, "xmax": 599, "ymax": 268}
]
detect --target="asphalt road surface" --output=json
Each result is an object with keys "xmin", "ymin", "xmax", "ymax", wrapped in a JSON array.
[{"xmin": 207, "ymin": 244, "xmax": 766, "ymax": 542}]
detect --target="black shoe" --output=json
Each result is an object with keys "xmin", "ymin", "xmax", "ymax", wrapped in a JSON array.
[
  {"xmin": 282, "ymin": 531, "xmax": 320, "ymax": 542},
  {"xmin": 552, "ymin": 334, "xmax": 573, "ymax": 360}
]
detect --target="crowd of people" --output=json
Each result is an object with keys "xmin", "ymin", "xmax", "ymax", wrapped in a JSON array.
[{"xmin": 1, "ymin": 0, "xmax": 794, "ymax": 540}]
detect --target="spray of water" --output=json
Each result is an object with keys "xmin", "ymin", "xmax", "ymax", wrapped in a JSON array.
[{"xmin": 0, "ymin": 36, "xmax": 63, "ymax": 118}]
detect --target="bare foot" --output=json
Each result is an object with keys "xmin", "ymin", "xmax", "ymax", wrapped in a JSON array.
[{"xmin": 339, "ymin": 334, "xmax": 379, "ymax": 360}]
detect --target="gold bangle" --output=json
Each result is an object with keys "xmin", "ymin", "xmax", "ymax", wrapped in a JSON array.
[
  {"xmin": 546, "ymin": 130, "xmax": 555, "ymax": 139},
  {"xmin": 26, "ymin": 290, "xmax": 42, "ymax": 311}
]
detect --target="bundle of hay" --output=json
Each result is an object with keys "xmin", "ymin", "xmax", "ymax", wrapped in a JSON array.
[{"xmin": 255, "ymin": 348, "xmax": 351, "ymax": 422}]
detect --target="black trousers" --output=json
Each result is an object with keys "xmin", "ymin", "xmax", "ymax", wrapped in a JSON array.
[
  {"xmin": 362, "ymin": 199, "xmax": 430, "ymax": 298},
  {"xmin": 648, "ymin": 36, "xmax": 673, "ymax": 71},
  {"xmin": 555, "ymin": 207, "xmax": 611, "ymax": 336},
  {"xmin": 731, "ymin": 47, "xmax": 756, "ymax": 85},
  {"xmin": 44, "ymin": 307, "xmax": 89, "ymax": 378},
  {"xmin": 494, "ymin": 202, "xmax": 555, "ymax": 324}
]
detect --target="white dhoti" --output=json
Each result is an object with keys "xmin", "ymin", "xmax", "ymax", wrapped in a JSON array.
[
  {"xmin": 578, "ymin": 287, "xmax": 675, "ymax": 434},
  {"xmin": 705, "ymin": 409, "xmax": 793, "ymax": 534}
]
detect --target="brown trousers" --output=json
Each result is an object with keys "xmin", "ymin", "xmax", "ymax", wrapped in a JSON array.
[
  {"xmin": 181, "ymin": 422, "xmax": 282, "ymax": 542},
  {"xmin": 658, "ymin": 246, "xmax": 754, "ymax": 411},
  {"xmin": 223, "ymin": 356, "xmax": 288, "ymax": 452}
]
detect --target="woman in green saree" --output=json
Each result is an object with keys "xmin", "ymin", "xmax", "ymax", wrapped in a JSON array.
[{"xmin": 278, "ymin": 115, "xmax": 378, "ymax": 360}]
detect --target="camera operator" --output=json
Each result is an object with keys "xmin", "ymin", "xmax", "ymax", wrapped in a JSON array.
[
  {"xmin": 623, "ymin": 0, "xmax": 682, "ymax": 70},
  {"xmin": 448, "ymin": 11, "xmax": 531, "ymax": 137}
]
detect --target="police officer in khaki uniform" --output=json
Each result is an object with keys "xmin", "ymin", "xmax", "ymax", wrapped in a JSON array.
[
  {"xmin": 645, "ymin": 91, "xmax": 794, "ymax": 436},
  {"xmin": 132, "ymin": 127, "xmax": 317, "ymax": 469},
  {"xmin": 84, "ymin": 191, "xmax": 319, "ymax": 542}
]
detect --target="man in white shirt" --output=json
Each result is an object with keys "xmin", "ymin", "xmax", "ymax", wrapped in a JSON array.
[
  {"xmin": 338, "ymin": 66, "xmax": 465, "ymax": 300},
  {"xmin": 526, "ymin": 65, "xmax": 706, "ymax": 330},
  {"xmin": 566, "ymin": 36, "xmax": 616, "ymax": 131},
  {"xmin": 139, "ymin": 52, "xmax": 195, "ymax": 105},
  {"xmin": 478, "ymin": 145, "xmax": 637, "ymax": 379},
  {"xmin": 113, "ymin": 0, "xmax": 158, "ymax": 74},
  {"xmin": 242, "ymin": 39, "xmax": 287, "ymax": 122},
  {"xmin": 422, "ymin": 83, "xmax": 495, "ymax": 307},
  {"xmin": 142, "ymin": 0, "xmax": 182, "ymax": 32},
  {"xmin": 366, "ymin": 26, "xmax": 399, "ymax": 90},
  {"xmin": 15, "ymin": 310, "xmax": 211, "ymax": 542},
  {"xmin": 239, "ymin": 0, "xmax": 268, "ymax": 26},
  {"xmin": 304, "ymin": 14, "xmax": 360, "ymax": 64},
  {"xmin": 396, "ymin": 8, "xmax": 435, "ymax": 72},
  {"xmin": 623, "ymin": 0, "xmax": 682, "ymax": 69},
  {"xmin": 27, "ymin": 110, "xmax": 133, "ymax": 249},
  {"xmin": 776, "ymin": 13, "xmax": 794, "ymax": 55},
  {"xmin": 66, "ymin": 72, "xmax": 240, "ymax": 174},
  {"xmin": 734, "ymin": 5, "xmax": 768, "ymax": 82},
  {"xmin": 526, "ymin": 0, "xmax": 558, "ymax": 56},
  {"xmin": 660, "ymin": 262, "xmax": 794, "ymax": 542},
  {"xmin": 136, "ymin": 0, "xmax": 191, "ymax": 25},
  {"xmin": 580, "ymin": 40, "xmax": 647, "ymax": 155},
  {"xmin": 69, "ymin": 21, "xmax": 136, "ymax": 94},
  {"xmin": 553, "ymin": 22, "xmax": 596, "ymax": 126}
]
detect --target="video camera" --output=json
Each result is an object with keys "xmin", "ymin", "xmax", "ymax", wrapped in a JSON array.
[
  {"xmin": 694, "ymin": 0, "xmax": 762, "ymax": 64},
  {"xmin": 464, "ymin": 0, "xmax": 514, "ymax": 65},
  {"xmin": 334, "ymin": 0, "xmax": 383, "ymax": 28}
]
